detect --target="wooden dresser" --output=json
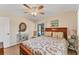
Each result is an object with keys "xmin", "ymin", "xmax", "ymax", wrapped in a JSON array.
[{"xmin": 0, "ymin": 42, "xmax": 4, "ymax": 55}]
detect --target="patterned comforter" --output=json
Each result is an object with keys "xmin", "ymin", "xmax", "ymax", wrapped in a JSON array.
[{"xmin": 22, "ymin": 36, "xmax": 69, "ymax": 55}]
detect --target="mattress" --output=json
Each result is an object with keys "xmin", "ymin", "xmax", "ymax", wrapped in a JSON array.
[{"xmin": 22, "ymin": 36, "xmax": 69, "ymax": 55}]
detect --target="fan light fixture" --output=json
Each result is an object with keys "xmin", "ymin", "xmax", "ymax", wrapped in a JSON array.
[
  {"xmin": 23, "ymin": 4, "xmax": 44, "ymax": 16},
  {"xmin": 31, "ymin": 12, "xmax": 37, "ymax": 16}
]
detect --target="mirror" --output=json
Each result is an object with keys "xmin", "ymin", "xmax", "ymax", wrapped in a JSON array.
[{"xmin": 19, "ymin": 22, "xmax": 27, "ymax": 32}]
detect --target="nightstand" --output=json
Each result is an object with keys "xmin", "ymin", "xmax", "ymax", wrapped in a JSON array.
[{"xmin": 68, "ymin": 35, "xmax": 77, "ymax": 51}]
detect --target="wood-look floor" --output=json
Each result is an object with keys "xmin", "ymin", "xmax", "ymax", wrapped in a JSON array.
[
  {"xmin": 4, "ymin": 44, "xmax": 20, "ymax": 55},
  {"xmin": 3, "ymin": 44, "xmax": 77, "ymax": 55}
]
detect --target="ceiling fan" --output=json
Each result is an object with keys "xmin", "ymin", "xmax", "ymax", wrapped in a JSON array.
[{"xmin": 23, "ymin": 4, "xmax": 44, "ymax": 16}]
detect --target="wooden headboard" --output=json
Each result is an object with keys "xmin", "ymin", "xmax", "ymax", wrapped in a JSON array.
[{"xmin": 45, "ymin": 28, "xmax": 67, "ymax": 39}]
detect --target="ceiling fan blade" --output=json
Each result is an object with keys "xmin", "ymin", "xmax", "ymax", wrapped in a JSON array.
[
  {"xmin": 23, "ymin": 4, "xmax": 32, "ymax": 9},
  {"xmin": 37, "ymin": 5, "xmax": 44, "ymax": 10},
  {"xmin": 36, "ymin": 5, "xmax": 44, "ymax": 14}
]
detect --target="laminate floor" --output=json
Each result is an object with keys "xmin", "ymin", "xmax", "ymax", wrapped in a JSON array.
[{"xmin": 4, "ymin": 44, "xmax": 20, "ymax": 55}]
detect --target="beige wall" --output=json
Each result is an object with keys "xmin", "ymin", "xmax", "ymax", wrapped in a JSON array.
[{"xmin": 36, "ymin": 10, "xmax": 77, "ymax": 32}]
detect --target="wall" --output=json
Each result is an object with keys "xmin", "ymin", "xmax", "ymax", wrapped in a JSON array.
[{"xmin": 36, "ymin": 10, "xmax": 77, "ymax": 30}]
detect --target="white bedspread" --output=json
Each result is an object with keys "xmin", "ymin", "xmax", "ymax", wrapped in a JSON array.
[{"xmin": 22, "ymin": 36, "xmax": 68, "ymax": 55}]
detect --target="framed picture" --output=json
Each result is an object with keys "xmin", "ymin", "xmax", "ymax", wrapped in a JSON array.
[{"xmin": 51, "ymin": 20, "xmax": 59, "ymax": 27}]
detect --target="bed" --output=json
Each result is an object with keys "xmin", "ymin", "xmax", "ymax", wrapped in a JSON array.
[{"xmin": 20, "ymin": 28, "xmax": 68, "ymax": 55}]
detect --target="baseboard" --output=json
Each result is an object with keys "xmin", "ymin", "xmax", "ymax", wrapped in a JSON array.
[{"xmin": 4, "ymin": 42, "xmax": 20, "ymax": 48}]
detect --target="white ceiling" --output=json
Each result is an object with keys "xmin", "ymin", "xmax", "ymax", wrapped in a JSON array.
[{"xmin": 0, "ymin": 4, "xmax": 78, "ymax": 21}]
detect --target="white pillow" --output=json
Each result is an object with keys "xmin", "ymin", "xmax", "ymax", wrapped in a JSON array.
[
  {"xmin": 44, "ymin": 32, "xmax": 52, "ymax": 37},
  {"xmin": 52, "ymin": 32, "xmax": 64, "ymax": 39},
  {"xmin": 57, "ymin": 32, "xmax": 64, "ymax": 39}
]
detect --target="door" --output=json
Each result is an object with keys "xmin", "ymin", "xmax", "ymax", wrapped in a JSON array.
[{"xmin": 0, "ymin": 17, "xmax": 10, "ymax": 48}]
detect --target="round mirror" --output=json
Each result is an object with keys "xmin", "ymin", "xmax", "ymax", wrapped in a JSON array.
[{"xmin": 19, "ymin": 22, "xmax": 27, "ymax": 32}]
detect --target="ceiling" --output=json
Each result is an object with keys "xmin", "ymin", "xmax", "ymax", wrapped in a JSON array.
[{"xmin": 0, "ymin": 4, "xmax": 78, "ymax": 21}]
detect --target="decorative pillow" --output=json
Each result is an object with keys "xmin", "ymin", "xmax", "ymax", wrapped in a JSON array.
[
  {"xmin": 44, "ymin": 32, "xmax": 52, "ymax": 37},
  {"xmin": 52, "ymin": 32, "xmax": 64, "ymax": 39}
]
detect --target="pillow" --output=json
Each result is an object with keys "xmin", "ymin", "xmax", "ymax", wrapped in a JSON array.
[
  {"xmin": 52, "ymin": 32, "xmax": 58, "ymax": 38},
  {"xmin": 57, "ymin": 32, "xmax": 64, "ymax": 39},
  {"xmin": 44, "ymin": 32, "xmax": 52, "ymax": 37},
  {"xmin": 52, "ymin": 32, "xmax": 64, "ymax": 39}
]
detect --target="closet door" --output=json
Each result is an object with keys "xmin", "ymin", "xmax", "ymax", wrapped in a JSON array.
[{"xmin": 0, "ymin": 17, "xmax": 10, "ymax": 48}]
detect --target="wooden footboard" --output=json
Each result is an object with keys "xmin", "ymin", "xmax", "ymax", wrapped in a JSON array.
[{"xmin": 20, "ymin": 43, "xmax": 33, "ymax": 55}]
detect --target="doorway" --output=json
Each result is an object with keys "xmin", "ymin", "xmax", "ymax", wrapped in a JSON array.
[{"xmin": 37, "ymin": 23, "xmax": 44, "ymax": 36}]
